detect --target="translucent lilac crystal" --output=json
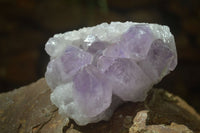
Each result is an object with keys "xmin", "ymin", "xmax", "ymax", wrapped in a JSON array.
[
  {"xmin": 73, "ymin": 65, "xmax": 112, "ymax": 117},
  {"xmin": 45, "ymin": 22, "xmax": 177, "ymax": 125}
]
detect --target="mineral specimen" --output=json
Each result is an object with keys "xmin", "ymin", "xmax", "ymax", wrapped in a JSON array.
[{"xmin": 45, "ymin": 22, "xmax": 177, "ymax": 125}]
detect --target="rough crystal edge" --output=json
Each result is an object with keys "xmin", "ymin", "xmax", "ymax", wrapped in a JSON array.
[{"xmin": 45, "ymin": 21, "xmax": 176, "ymax": 58}]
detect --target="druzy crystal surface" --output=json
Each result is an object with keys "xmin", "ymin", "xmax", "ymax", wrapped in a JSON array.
[{"xmin": 45, "ymin": 22, "xmax": 177, "ymax": 125}]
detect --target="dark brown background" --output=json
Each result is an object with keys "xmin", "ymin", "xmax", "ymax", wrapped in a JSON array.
[{"xmin": 0, "ymin": 0, "xmax": 200, "ymax": 112}]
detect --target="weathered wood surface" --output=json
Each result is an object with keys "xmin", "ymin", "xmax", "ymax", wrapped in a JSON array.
[{"xmin": 0, "ymin": 78, "xmax": 200, "ymax": 133}]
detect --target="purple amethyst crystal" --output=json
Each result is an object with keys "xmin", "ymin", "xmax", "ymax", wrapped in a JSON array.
[
  {"xmin": 45, "ymin": 22, "xmax": 177, "ymax": 125},
  {"xmin": 73, "ymin": 65, "xmax": 112, "ymax": 117}
]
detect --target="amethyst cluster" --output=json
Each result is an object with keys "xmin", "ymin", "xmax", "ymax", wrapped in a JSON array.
[{"xmin": 45, "ymin": 22, "xmax": 177, "ymax": 125}]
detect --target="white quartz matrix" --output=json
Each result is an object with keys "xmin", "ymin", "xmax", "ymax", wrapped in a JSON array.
[{"xmin": 45, "ymin": 21, "xmax": 177, "ymax": 125}]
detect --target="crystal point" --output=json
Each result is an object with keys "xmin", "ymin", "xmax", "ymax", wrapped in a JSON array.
[{"xmin": 73, "ymin": 65, "xmax": 112, "ymax": 117}]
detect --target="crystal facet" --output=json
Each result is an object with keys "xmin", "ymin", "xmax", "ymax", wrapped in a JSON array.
[
  {"xmin": 73, "ymin": 65, "xmax": 112, "ymax": 117},
  {"xmin": 45, "ymin": 22, "xmax": 177, "ymax": 125}
]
